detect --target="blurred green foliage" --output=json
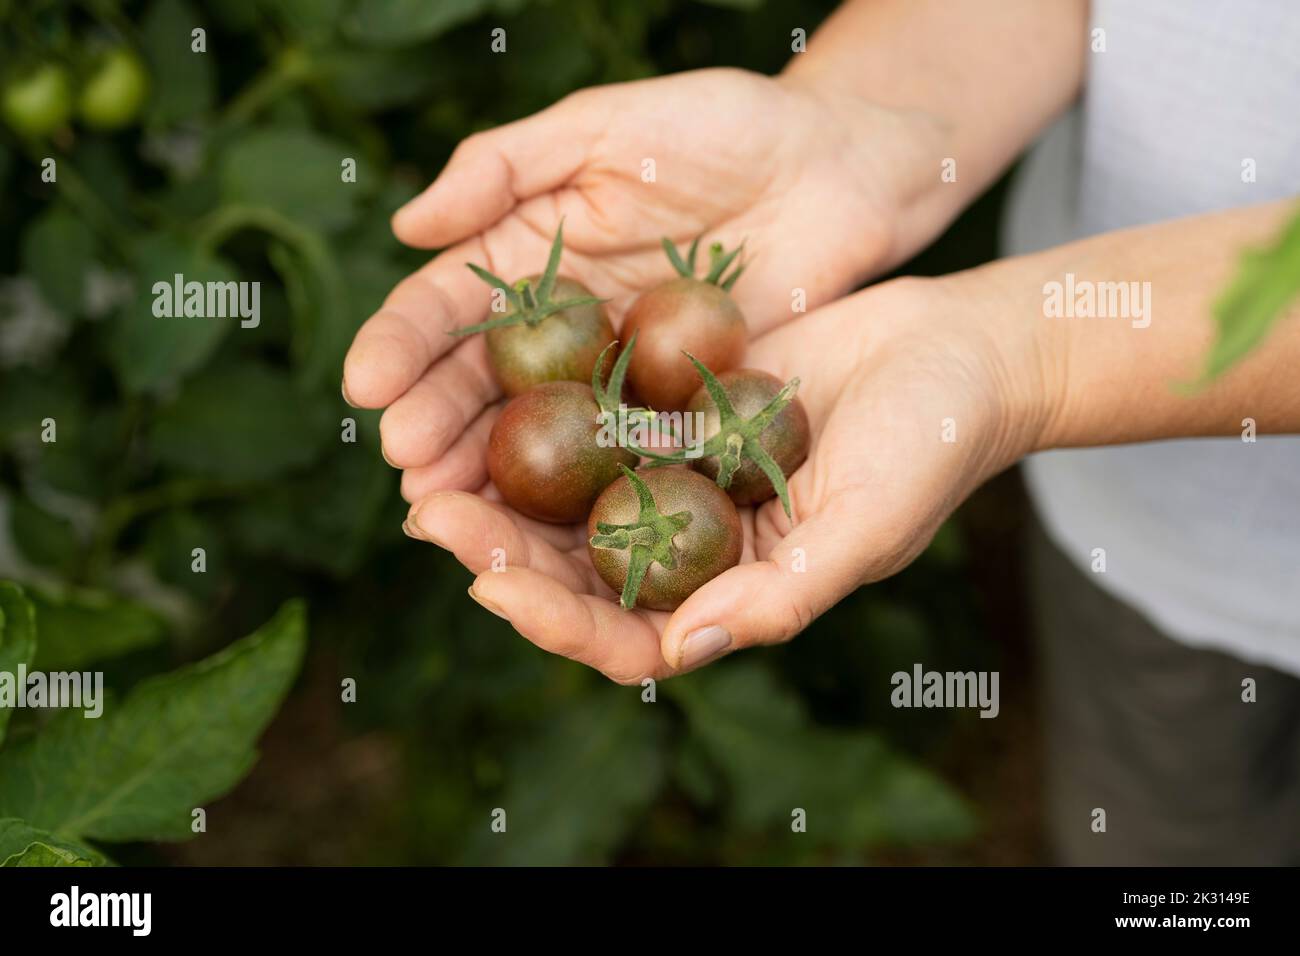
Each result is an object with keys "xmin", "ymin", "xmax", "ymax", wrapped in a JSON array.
[{"xmin": 0, "ymin": 0, "xmax": 995, "ymax": 865}]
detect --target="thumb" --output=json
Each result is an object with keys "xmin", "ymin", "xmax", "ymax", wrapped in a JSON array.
[
  {"xmin": 392, "ymin": 89, "xmax": 607, "ymax": 249},
  {"xmin": 660, "ymin": 495, "xmax": 900, "ymax": 671}
]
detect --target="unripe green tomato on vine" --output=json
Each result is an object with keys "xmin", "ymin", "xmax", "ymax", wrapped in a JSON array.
[
  {"xmin": 78, "ymin": 47, "xmax": 150, "ymax": 130},
  {"xmin": 1, "ymin": 63, "xmax": 73, "ymax": 138}
]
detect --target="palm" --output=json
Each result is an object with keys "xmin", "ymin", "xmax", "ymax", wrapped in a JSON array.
[{"xmin": 414, "ymin": 288, "xmax": 1004, "ymax": 682}]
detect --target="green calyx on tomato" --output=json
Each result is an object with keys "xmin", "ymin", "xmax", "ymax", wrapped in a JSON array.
[
  {"xmin": 661, "ymin": 236, "xmax": 747, "ymax": 291},
  {"xmin": 457, "ymin": 219, "xmax": 616, "ymax": 397},
  {"xmin": 643, "ymin": 356, "xmax": 803, "ymax": 518},
  {"xmin": 587, "ymin": 465, "xmax": 743, "ymax": 611},
  {"xmin": 589, "ymin": 464, "xmax": 694, "ymax": 610},
  {"xmin": 456, "ymin": 219, "xmax": 607, "ymax": 336},
  {"xmin": 591, "ymin": 332, "xmax": 656, "ymax": 439}
]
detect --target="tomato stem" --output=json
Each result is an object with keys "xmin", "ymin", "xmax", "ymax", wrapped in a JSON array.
[
  {"xmin": 660, "ymin": 235, "xmax": 747, "ymax": 289},
  {"xmin": 455, "ymin": 218, "xmax": 609, "ymax": 336},
  {"xmin": 647, "ymin": 354, "xmax": 801, "ymax": 517}
]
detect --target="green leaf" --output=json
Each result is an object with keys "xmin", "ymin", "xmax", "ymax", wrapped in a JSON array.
[
  {"xmin": 29, "ymin": 588, "xmax": 167, "ymax": 672},
  {"xmin": 0, "ymin": 367, "xmax": 82, "ymax": 446},
  {"xmin": 259, "ymin": 0, "xmax": 347, "ymax": 39},
  {"xmin": 229, "ymin": 425, "xmax": 394, "ymax": 576},
  {"xmin": 141, "ymin": 0, "xmax": 216, "ymax": 125},
  {"xmin": 463, "ymin": 688, "xmax": 668, "ymax": 864},
  {"xmin": 150, "ymin": 358, "xmax": 333, "ymax": 482},
  {"xmin": 0, "ymin": 583, "xmax": 38, "ymax": 747},
  {"xmin": 31, "ymin": 407, "xmax": 127, "ymax": 502},
  {"xmin": 692, "ymin": 0, "xmax": 764, "ymax": 9},
  {"xmin": 8, "ymin": 497, "xmax": 79, "ymax": 575},
  {"xmin": 345, "ymin": 0, "xmax": 493, "ymax": 47},
  {"xmin": 1200, "ymin": 206, "xmax": 1300, "ymax": 382},
  {"xmin": 0, "ymin": 601, "xmax": 306, "ymax": 843},
  {"xmin": 140, "ymin": 510, "xmax": 227, "ymax": 600},
  {"xmin": 106, "ymin": 233, "xmax": 239, "ymax": 395},
  {"xmin": 314, "ymin": 48, "xmax": 439, "ymax": 111},
  {"xmin": 21, "ymin": 206, "xmax": 96, "ymax": 317},
  {"xmin": 220, "ymin": 128, "xmax": 369, "ymax": 234},
  {"xmin": 669, "ymin": 662, "xmax": 976, "ymax": 849},
  {"xmin": 0, "ymin": 819, "xmax": 107, "ymax": 867}
]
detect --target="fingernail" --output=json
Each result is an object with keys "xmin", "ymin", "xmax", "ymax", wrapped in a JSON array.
[
  {"xmin": 405, "ymin": 505, "xmax": 450, "ymax": 548},
  {"xmin": 381, "ymin": 444, "xmax": 397, "ymax": 468},
  {"xmin": 341, "ymin": 378, "xmax": 357, "ymax": 408},
  {"xmin": 678, "ymin": 625, "xmax": 732, "ymax": 669},
  {"xmin": 468, "ymin": 585, "xmax": 509, "ymax": 621}
]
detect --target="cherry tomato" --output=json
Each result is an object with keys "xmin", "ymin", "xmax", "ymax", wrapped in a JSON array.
[
  {"xmin": 1, "ymin": 63, "xmax": 73, "ymax": 138},
  {"xmin": 488, "ymin": 380, "xmax": 637, "ymax": 524},
  {"xmin": 485, "ymin": 275, "xmax": 614, "ymax": 398},
  {"xmin": 459, "ymin": 222, "xmax": 615, "ymax": 397},
  {"xmin": 587, "ymin": 466, "xmax": 743, "ymax": 611},
  {"xmin": 78, "ymin": 47, "xmax": 150, "ymax": 130},
  {"xmin": 623, "ymin": 278, "xmax": 746, "ymax": 411},
  {"xmin": 686, "ymin": 368, "xmax": 810, "ymax": 507},
  {"xmin": 622, "ymin": 238, "xmax": 748, "ymax": 411}
]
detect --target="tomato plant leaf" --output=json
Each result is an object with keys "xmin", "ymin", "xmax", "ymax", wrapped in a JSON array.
[
  {"xmin": 107, "ymin": 234, "xmax": 239, "ymax": 395},
  {"xmin": 220, "ymin": 128, "xmax": 370, "ymax": 234},
  {"xmin": 229, "ymin": 422, "xmax": 394, "ymax": 577},
  {"xmin": 462, "ymin": 688, "xmax": 668, "ymax": 864},
  {"xmin": 1199, "ymin": 205, "xmax": 1300, "ymax": 383},
  {"xmin": 0, "ymin": 583, "xmax": 38, "ymax": 747},
  {"xmin": 29, "ymin": 588, "xmax": 168, "ymax": 672},
  {"xmin": 150, "ymin": 358, "xmax": 333, "ymax": 482},
  {"xmin": 141, "ymin": 0, "xmax": 217, "ymax": 125},
  {"xmin": 20, "ymin": 205, "xmax": 96, "ymax": 318},
  {"xmin": 0, "ymin": 819, "xmax": 107, "ymax": 867},
  {"xmin": 344, "ymin": 0, "xmax": 493, "ymax": 47},
  {"xmin": 0, "ymin": 601, "xmax": 306, "ymax": 843},
  {"xmin": 8, "ymin": 497, "xmax": 79, "ymax": 576},
  {"xmin": 669, "ymin": 662, "xmax": 976, "ymax": 852}
]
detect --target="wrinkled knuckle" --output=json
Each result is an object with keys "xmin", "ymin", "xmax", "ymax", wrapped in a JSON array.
[{"xmin": 780, "ymin": 591, "xmax": 815, "ymax": 643}]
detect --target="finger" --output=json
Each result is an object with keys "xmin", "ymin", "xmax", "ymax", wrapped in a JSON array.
[
  {"xmin": 660, "ymin": 494, "xmax": 884, "ymax": 669},
  {"xmin": 379, "ymin": 343, "xmax": 497, "ymax": 468},
  {"xmin": 475, "ymin": 484, "xmax": 591, "ymax": 552},
  {"xmin": 392, "ymin": 90, "xmax": 606, "ymax": 249},
  {"xmin": 468, "ymin": 567, "xmax": 673, "ymax": 684},
  {"xmin": 342, "ymin": 238, "xmax": 497, "ymax": 409},
  {"xmin": 398, "ymin": 407, "xmax": 497, "ymax": 502},
  {"xmin": 406, "ymin": 491, "xmax": 596, "ymax": 591}
]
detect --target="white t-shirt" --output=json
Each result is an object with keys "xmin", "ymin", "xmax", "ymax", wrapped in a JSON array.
[{"xmin": 1002, "ymin": 0, "xmax": 1300, "ymax": 675}]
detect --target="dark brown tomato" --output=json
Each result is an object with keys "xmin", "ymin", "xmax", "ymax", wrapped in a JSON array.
[
  {"xmin": 486, "ymin": 275, "xmax": 615, "ymax": 397},
  {"xmin": 686, "ymin": 369, "xmax": 811, "ymax": 507},
  {"xmin": 622, "ymin": 277, "xmax": 746, "ymax": 411},
  {"xmin": 487, "ymin": 381, "xmax": 637, "ymax": 524},
  {"xmin": 587, "ymin": 467, "xmax": 743, "ymax": 611}
]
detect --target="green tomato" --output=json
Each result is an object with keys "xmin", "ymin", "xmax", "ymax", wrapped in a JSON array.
[
  {"xmin": 1, "ymin": 63, "xmax": 73, "ymax": 138},
  {"xmin": 78, "ymin": 48, "xmax": 149, "ymax": 130}
]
